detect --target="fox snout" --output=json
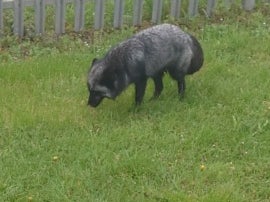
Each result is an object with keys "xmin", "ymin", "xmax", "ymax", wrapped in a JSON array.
[{"xmin": 87, "ymin": 94, "xmax": 103, "ymax": 107}]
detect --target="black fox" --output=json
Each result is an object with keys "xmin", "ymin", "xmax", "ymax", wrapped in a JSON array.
[{"xmin": 87, "ymin": 23, "xmax": 204, "ymax": 107}]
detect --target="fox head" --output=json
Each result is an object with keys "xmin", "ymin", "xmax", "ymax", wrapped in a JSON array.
[{"xmin": 87, "ymin": 58, "xmax": 129, "ymax": 107}]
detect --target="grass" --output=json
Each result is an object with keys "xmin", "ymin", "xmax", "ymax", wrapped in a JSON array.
[{"xmin": 1, "ymin": 7, "xmax": 270, "ymax": 202}]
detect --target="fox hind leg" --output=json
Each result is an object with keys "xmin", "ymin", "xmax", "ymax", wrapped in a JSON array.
[
  {"xmin": 177, "ymin": 76, "xmax": 186, "ymax": 98},
  {"xmin": 168, "ymin": 68, "xmax": 186, "ymax": 99}
]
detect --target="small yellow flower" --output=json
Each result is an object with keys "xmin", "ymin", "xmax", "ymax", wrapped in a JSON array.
[
  {"xmin": 28, "ymin": 196, "xmax": 33, "ymax": 201},
  {"xmin": 200, "ymin": 164, "xmax": 206, "ymax": 171},
  {"xmin": 53, "ymin": 156, "xmax": 59, "ymax": 161}
]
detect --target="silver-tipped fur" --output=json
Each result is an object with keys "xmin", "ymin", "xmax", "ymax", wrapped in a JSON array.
[{"xmin": 87, "ymin": 23, "xmax": 204, "ymax": 107}]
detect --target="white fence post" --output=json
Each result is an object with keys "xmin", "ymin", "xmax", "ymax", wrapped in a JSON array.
[
  {"xmin": 206, "ymin": 0, "xmax": 216, "ymax": 17},
  {"xmin": 188, "ymin": 0, "xmax": 199, "ymax": 17},
  {"xmin": 133, "ymin": 0, "xmax": 143, "ymax": 26},
  {"xmin": 55, "ymin": 0, "xmax": 66, "ymax": 34},
  {"xmin": 152, "ymin": 0, "xmax": 163, "ymax": 24},
  {"xmin": 242, "ymin": 0, "xmax": 255, "ymax": 11},
  {"xmin": 114, "ymin": 0, "xmax": 124, "ymax": 28},
  {"xmin": 35, "ymin": 0, "xmax": 45, "ymax": 34},
  {"xmin": 14, "ymin": 0, "xmax": 24, "ymax": 37},
  {"xmin": 75, "ymin": 0, "xmax": 85, "ymax": 32},
  {"xmin": 170, "ymin": 0, "xmax": 181, "ymax": 19},
  {"xmin": 94, "ymin": 0, "xmax": 105, "ymax": 29}
]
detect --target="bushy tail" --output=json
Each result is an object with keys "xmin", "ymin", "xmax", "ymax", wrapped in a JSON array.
[{"xmin": 187, "ymin": 35, "xmax": 204, "ymax": 75}]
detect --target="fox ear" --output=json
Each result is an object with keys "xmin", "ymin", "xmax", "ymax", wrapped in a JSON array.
[{"xmin": 92, "ymin": 58, "xmax": 98, "ymax": 65}]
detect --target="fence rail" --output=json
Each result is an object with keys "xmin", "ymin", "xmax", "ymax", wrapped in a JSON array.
[{"xmin": 0, "ymin": 0, "xmax": 258, "ymax": 37}]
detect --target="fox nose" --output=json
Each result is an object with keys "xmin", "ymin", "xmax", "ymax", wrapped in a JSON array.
[{"xmin": 87, "ymin": 95, "xmax": 100, "ymax": 107}]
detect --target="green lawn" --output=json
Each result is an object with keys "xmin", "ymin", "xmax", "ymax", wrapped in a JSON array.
[{"xmin": 1, "ymin": 11, "xmax": 270, "ymax": 201}]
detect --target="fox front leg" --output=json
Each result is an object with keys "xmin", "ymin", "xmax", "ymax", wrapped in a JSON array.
[{"xmin": 134, "ymin": 78, "xmax": 147, "ymax": 105}]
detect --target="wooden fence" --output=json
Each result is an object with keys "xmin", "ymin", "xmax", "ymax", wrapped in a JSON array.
[{"xmin": 0, "ymin": 0, "xmax": 257, "ymax": 37}]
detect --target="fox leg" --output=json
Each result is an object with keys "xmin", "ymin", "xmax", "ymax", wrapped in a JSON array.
[
  {"xmin": 135, "ymin": 78, "xmax": 147, "ymax": 105},
  {"xmin": 177, "ymin": 76, "xmax": 186, "ymax": 98},
  {"xmin": 152, "ymin": 72, "xmax": 164, "ymax": 98},
  {"xmin": 168, "ymin": 67, "xmax": 186, "ymax": 99}
]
